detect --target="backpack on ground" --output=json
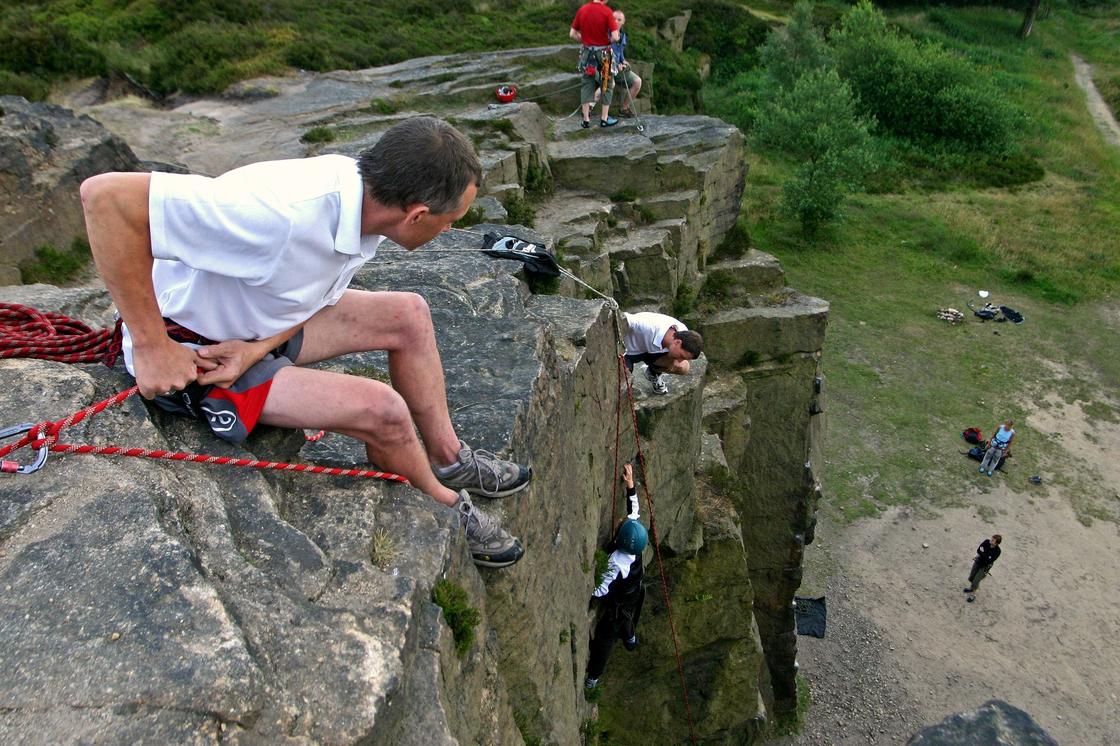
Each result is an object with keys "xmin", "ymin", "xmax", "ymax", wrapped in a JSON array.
[{"xmin": 962, "ymin": 427, "xmax": 983, "ymax": 445}]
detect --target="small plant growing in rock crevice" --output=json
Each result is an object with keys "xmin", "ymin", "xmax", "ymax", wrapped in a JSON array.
[
  {"xmin": 19, "ymin": 237, "xmax": 91, "ymax": 285},
  {"xmin": 300, "ymin": 126, "xmax": 335, "ymax": 144},
  {"xmin": 432, "ymin": 580, "xmax": 481, "ymax": 656},
  {"xmin": 593, "ymin": 549, "xmax": 609, "ymax": 587},
  {"xmin": 453, "ymin": 205, "xmax": 484, "ymax": 228},
  {"xmin": 369, "ymin": 528, "xmax": 398, "ymax": 569}
]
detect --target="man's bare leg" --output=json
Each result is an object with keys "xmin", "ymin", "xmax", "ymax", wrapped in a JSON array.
[
  {"xmin": 258, "ymin": 366, "xmax": 459, "ymax": 505},
  {"xmin": 293, "ymin": 290, "xmax": 461, "ymax": 468}
]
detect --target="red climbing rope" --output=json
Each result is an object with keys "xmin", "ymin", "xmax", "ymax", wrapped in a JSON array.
[
  {"xmin": 0, "ymin": 302, "xmax": 407, "ymax": 484},
  {"xmin": 615, "ymin": 352, "xmax": 698, "ymax": 744},
  {"xmin": 0, "ymin": 301, "xmax": 119, "ymax": 364},
  {"xmin": 0, "ymin": 385, "xmax": 410, "ymax": 483},
  {"xmin": 610, "ymin": 353, "xmax": 624, "ymax": 528}
]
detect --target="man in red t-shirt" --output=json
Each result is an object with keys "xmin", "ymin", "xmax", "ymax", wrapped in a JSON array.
[{"xmin": 569, "ymin": 0, "xmax": 621, "ymax": 128}]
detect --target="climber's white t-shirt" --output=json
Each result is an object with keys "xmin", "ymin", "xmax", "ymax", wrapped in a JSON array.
[
  {"xmin": 623, "ymin": 312, "xmax": 687, "ymax": 356},
  {"xmin": 122, "ymin": 155, "xmax": 383, "ymax": 373}
]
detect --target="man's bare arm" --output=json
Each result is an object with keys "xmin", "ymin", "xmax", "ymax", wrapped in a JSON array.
[
  {"xmin": 80, "ymin": 172, "xmax": 203, "ymax": 398},
  {"xmin": 569, "ymin": 27, "xmax": 582, "ymax": 42}
]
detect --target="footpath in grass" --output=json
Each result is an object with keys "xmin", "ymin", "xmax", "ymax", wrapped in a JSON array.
[{"xmin": 743, "ymin": 5, "xmax": 1120, "ymax": 526}]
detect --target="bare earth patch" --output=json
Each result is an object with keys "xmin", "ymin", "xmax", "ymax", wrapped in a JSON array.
[{"xmin": 787, "ymin": 361, "xmax": 1120, "ymax": 744}]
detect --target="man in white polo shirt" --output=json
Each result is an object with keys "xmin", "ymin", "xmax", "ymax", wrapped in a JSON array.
[
  {"xmin": 80, "ymin": 117, "xmax": 528, "ymax": 568},
  {"xmin": 622, "ymin": 311, "xmax": 703, "ymax": 395}
]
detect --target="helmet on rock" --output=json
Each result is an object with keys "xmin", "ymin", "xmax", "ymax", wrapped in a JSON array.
[
  {"xmin": 495, "ymin": 85, "xmax": 517, "ymax": 103},
  {"xmin": 615, "ymin": 519, "xmax": 648, "ymax": 555}
]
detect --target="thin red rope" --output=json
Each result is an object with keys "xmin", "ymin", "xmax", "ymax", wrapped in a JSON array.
[
  {"xmin": 0, "ymin": 385, "xmax": 409, "ymax": 483},
  {"xmin": 619, "ymin": 354, "xmax": 698, "ymax": 744},
  {"xmin": 611, "ymin": 353, "xmax": 623, "ymax": 528}
]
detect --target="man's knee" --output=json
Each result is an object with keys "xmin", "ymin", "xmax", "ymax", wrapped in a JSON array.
[
  {"xmin": 354, "ymin": 381, "xmax": 413, "ymax": 436},
  {"xmin": 394, "ymin": 291, "xmax": 434, "ymax": 339}
]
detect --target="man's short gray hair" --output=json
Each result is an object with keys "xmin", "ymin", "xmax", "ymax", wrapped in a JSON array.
[{"xmin": 357, "ymin": 117, "xmax": 482, "ymax": 215}]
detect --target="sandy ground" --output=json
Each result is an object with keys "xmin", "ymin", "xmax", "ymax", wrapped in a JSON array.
[
  {"xmin": 1072, "ymin": 54, "xmax": 1120, "ymax": 149},
  {"xmin": 782, "ymin": 393, "xmax": 1120, "ymax": 745}
]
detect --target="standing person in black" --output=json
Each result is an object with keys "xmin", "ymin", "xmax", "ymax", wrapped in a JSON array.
[
  {"xmin": 585, "ymin": 464, "xmax": 647, "ymax": 689},
  {"xmin": 964, "ymin": 534, "xmax": 1002, "ymax": 602}
]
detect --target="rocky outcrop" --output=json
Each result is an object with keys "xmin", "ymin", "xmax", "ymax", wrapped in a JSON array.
[
  {"xmin": 908, "ymin": 700, "xmax": 1058, "ymax": 745},
  {"xmin": 0, "ymin": 96, "xmax": 141, "ymax": 282},
  {"xmin": 2, "ymin": 29, "xmax": 828, "ymax": 743}
]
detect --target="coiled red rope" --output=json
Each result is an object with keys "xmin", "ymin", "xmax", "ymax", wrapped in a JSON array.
[
  {"xmin": 0, "ymin": 302, "xmax": 406, "ymax": 484},
  {"xmin": 0, "ymin": 301, "xmax": 120, "ymax": 364}
]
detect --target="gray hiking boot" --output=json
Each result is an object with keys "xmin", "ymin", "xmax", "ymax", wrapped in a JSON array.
[
  {"xmin": 456, "ymin": 491, "xmax": 524, "ymax": 568},
  {"xmin": 437, "ymin": 441, "xmax": 531, "ymax": 498},
  {"xmin": 645, "ymin": 366, "xmax": 668, "ymax": 395}
]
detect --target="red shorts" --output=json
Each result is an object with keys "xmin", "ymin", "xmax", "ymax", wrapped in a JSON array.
[{"xmin": 150, "ymin": 332, "xmax": 303, "ymax": 444}]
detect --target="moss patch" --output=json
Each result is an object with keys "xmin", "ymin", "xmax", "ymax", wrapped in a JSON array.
[{"xmin": 432, "ymin": 580, "xmax": 480, "ymax": 656}]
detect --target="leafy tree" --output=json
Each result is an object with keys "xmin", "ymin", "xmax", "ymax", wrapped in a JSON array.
[
  {"xmin": 757, "ymin": 1, "xmax": 832, "ymax": 91},
  {"xmin": 754, "ymin": 67, "xmax": 876, "ymax": 234}
]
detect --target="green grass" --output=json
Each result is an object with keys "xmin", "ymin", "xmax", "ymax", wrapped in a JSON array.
[
  {"xmin": 18, "ymin": 237, "xmax": 92, "ymax": 285},
  {"xmin": 728, "ymin": 6, "xmax": 1120, "ymax": 528}
]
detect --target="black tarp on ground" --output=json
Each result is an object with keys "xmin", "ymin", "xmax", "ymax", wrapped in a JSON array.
[{"xmin": 794, "ymin": 596, "xmax": 827, "ymax": 638}]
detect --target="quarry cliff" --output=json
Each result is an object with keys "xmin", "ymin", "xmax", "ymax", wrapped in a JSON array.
[{"xmin": 0, "ymin": 35, "xmax": 827, "ymax": 745}]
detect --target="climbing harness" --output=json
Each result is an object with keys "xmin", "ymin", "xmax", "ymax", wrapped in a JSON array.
[{"xmin": 0, "ymin": 302, "xmax": 407, "ymax": 483}]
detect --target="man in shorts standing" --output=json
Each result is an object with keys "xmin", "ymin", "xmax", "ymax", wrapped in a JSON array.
[
  {"xmin": 622, "ymin": 311, "xmax": 703, "ymax": 395},
  {"xmin": 570, "ymin": 0, "xmax": 621, "ymax": 129},
  {"xmin": 80, "ymin": 117, "xmax": 530, "ymax": 568},
  {"xmin": 611, "ymin": 9, "xmax": 643, "ymax": 117}
]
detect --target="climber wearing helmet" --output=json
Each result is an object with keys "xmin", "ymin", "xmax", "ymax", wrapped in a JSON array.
[{"xmin": 585, "ymin": 463, "xmax": 647, "ymax": 690}]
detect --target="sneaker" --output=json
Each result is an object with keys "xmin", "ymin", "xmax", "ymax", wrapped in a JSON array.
[
  {"xmin": 619, "ymin": 108, "xmax": 634, "ymax": 118},
  {"xmin": 987, "ymin": 470, "xmax": 994, "ymax": 477},
  {"xmin": 966, "ymin": 595, "xmax": 976, "ymax": 603},
  {"xmin": 963, "ymin": 587, "xmax": 973, "ymax": 593},
  {"xmin": 584, "ymin": 677, "xmax": 599, "ymax": 689},
  {"xmin": 456, "ymin": 491, "xmax": 524, "ymax": 568},
  {"xmin": 979, "ymin": 466, "xmax": 985, "ymax": 473},
  {"xmin": 600, "ymin": 117, "xmax": 619, "ymax": 127},
  {"xmin": 624, "ymin": 635, "xmax": 638, "ymax": 651},
  {"xmin": 645, "ymin": 367, "xmax": 668, "ymax": 395},
  {"xmin": 581, "ymin": 119, "xmax": 591, "ymax": 129},
  {"xmin": 437, "ymin": 441, "xmax": 532, "ymax": 498}
]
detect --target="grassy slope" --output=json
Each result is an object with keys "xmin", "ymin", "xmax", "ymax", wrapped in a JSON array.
[{"xmin": 746, "ymin": 4, "xmax": 1120, "ymax": 525}]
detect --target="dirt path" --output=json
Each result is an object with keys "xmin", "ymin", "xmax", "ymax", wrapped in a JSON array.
[
  {"xmin": 783, "ymin": 388, "xmax": 1120, "ymax": 744},
  {"xmin": 1072, "ymin": 53, "xmax": 1120, "ymax": 149}
]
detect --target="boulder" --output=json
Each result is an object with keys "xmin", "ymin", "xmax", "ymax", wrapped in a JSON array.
[
  {"xmin": 0, "ymin": 96, "xmax": 141, "ymax": 280},
  {"xmin": 908, "ymin": 700, "xmax": 1058, "ymax": 745}
]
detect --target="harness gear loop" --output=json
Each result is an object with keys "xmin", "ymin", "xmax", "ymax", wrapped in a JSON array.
[{"xmin": 0, "ymin": 423, "xmax": 49, "ymax": 474}]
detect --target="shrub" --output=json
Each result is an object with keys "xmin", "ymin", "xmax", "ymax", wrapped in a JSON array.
[
  {"xmin": 19, "ymin": 237, "xmax": 92, "ymax": 285},
  {"xmin": 758, "ymin": 1, "xmax": 832, "ymax": 91},
  {"xmin": 0, "ymin": 70, "xmax": 50, "ymax": 100},
  {"xmin": 671, "ymin": 282, "xmax": 697, "ymax": 316},
  {"xmin": 832, "ymin": 0, "xmax": 1020, "ymax": 154},
  {"xmin": 754, "ymin": 68, "xmax": 876, "ymax": 233},
  {"xmin": 432, "ymin": 580, "xmax": 481, "ymax": 656},
  {"xmin": 300, "ymin": 126, "xmax": 335, "ymax": 144},
  {"xmin": 503, "ymin": 194, "xmax": 536, "ymax": 228}
]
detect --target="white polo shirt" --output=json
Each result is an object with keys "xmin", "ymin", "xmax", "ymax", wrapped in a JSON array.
[
  {"xmin": 123, "ymin": 155, "xmax": 383, "ymax": 372},
  {"xmin": 623, "ymin": 312, "xmax": 687, "ymax": 355}
]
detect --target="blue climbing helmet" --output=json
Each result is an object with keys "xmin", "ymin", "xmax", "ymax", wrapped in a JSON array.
[{"xmin": 616, "ymin": 519, "xmax": 648, "ymax": 555}]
